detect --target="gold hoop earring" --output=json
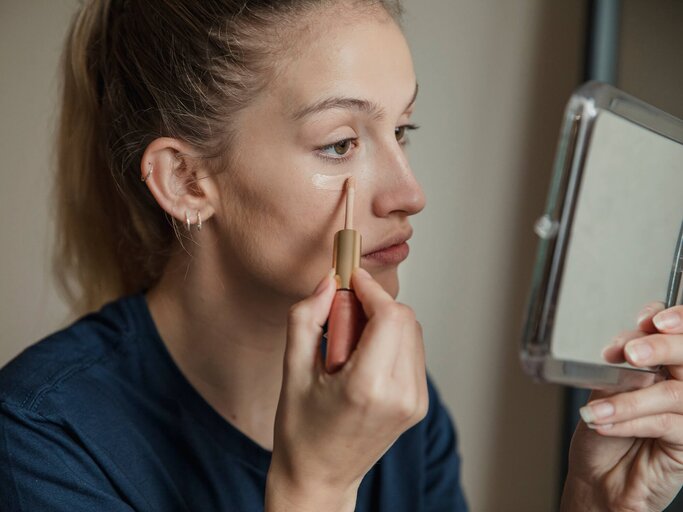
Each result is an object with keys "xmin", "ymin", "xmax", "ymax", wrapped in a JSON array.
[
  {"xmin": 185, "ymin": 211, "xmax": 191, "ymax": 231},
  {"xmin": 196, "ymin": 211, "xmax": 202, "ymax": 231},
  {"xmin": 141, "ymin": 162, "xmax": 153, "ymax": 182}
]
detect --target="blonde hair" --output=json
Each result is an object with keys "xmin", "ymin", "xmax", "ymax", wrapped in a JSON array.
[{"xmin": 53, "ymin": 0, "xmax": 404, "ymax": 316}]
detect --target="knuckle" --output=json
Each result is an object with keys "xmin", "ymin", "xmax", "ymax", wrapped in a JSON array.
[
  {"xmin": 619, "ymin": 393, "xmax": 640, "ymax": 417},
  {"xmin": 656, "ymin": 413, "xmax": 673, "ymax": 433},
  {"xmin": 652, "ymin": 334, "xmax": 671, "ymax": 360},
  {"xmin": 416, "ymin": 394, "xmax": 429, "ymax": 421},
  {"xmin": 395, "ymin": 392, "xmax": 418, "ymax": 421},
  {"xmin": 376, "ymin": 303, "xmax": 398, "ymax": 320},
  {"xmin": 378, "ymin": 303, "xmax": 405, "ymax": 323},
  {"xmin": 397, "ymin": 303, "xmax": 416, "ymax": 322},
  {"xmin": 381, "ymin": 303, "xmax": 415, "ymax": 324},
  {"xmin": 663, "ymin": 380, "xmax": 683, "ymax": 407},
  {"xmin": 287, "ymin": 303, "xmax": 309, "ymax": 325},
  {"xmin": 346, "ymin": 377, "xmax": 383, "ymax": 409}
]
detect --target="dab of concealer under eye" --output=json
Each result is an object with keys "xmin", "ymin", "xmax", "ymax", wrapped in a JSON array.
[
  {"xmin": 311, "ymin": 168, "xmax": 371, "ymax": 191},
  {"xmin": 311, "ymin": 173, "xmax": 352, "ymax": 190}
]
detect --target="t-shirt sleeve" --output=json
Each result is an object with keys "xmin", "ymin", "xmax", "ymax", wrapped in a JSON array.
[
  {"xmin": 0, "ymin": 402, "xmax": 135, "ymax": 512},
  {"xmin": 424, "ymin": 375, "xmax": 469, "ymax": 512}
]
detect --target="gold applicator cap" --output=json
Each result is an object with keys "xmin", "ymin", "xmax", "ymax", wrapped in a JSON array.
[
  {"xmin": 333, "ymin": 229, "xmax": 361, "ymax": 290},
  {"xmin": 333, "ymin": 177, "xmax": 362, "ymax": 290}
]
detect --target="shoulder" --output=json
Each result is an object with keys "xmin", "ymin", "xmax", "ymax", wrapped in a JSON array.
[{"xmin": 0, "ymin": 293, "xmax": 142, "ymax": 415}]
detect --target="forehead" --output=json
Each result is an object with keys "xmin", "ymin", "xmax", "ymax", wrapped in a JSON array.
[{"xmin": 273, "ymin": 15, "xmax": 416, "ymax": 116}]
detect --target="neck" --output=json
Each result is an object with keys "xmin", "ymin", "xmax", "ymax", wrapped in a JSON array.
[{"xmin": 145, "ymin": 235, "xmax": 294, "ymax": 450}]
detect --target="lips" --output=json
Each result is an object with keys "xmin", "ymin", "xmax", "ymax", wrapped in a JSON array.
[{"xmin": 362, "ymin": 228, "xmax": 413, "ymax": 256}]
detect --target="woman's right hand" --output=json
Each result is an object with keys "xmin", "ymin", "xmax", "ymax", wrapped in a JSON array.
[{"xmin": 265, "ymin": 267, "xmax": 429, "ymax": 512}]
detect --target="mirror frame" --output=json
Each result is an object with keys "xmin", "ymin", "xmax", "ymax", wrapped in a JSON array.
[{"xmin": 520, "ymin": 81, "xmax": 683, "ymax": 390}]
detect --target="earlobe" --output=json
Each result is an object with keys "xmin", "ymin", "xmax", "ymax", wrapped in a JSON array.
[{"xmin": 140, "ymin": 137, "xmax": 216, "ymax": 229}]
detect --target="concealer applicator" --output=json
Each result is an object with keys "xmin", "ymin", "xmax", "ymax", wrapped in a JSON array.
[{"xmin": 325, "ymin": 177, "xmax": 367, "ymax": 373}]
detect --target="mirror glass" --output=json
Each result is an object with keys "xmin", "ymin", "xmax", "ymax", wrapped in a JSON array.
[{"xmin": 552, "ymin": 109, "xmax": 683, "ymax": 365}]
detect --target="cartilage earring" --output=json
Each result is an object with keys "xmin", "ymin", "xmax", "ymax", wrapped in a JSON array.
[
  {"xmin": 185, "ymin": 211, "xmax": 191, "ymax": 231},
  {"xmin": 196, "ymin": 210, "xmax": 202, "ymax": 231},
  {"xmin": 141, "ymin": 162, "xmax": 153, "ymax": 182}
]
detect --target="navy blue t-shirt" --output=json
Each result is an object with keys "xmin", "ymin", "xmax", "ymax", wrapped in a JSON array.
[{"xmin": 0, "ymin": 292, "xmax": 467, "ymax": 511}]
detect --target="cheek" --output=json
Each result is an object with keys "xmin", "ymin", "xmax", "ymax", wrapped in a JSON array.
[{"xmin": 214, "ymin": 174, "xmax": 346, "ymax": 298}]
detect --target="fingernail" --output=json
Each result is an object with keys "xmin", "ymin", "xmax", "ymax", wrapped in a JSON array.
[
  {"xmin": 608, "ymin": 335, "xmax": 624, "ymax": 348},
  {"xmin": 653, "ymin": 311, "xmax": 680, "ymax": 330},
  {"xmin": 636, "ymin": 307, "xmax": 652, "ymax": 325},
  {"xmin": 625, "ymin": 341, "xmax": 652, "ymax": 363},
  {"xmin": 587, "ymin": 422, "xmax": 613, "ymax": 430},
  {"xmin": 354, "ymin": 267, "xmax": 371, "ymax": 279},
  {"xmin": 600, "ymin": 344, "xmax": 614, "ymax": 360},
  {"xmin": 579, "ymin": 402, "xmax": 614, "ymax": 423}
]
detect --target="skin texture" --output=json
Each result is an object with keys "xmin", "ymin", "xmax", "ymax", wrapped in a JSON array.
[{"xmin": 142, "ymin": 6, "xmax": 423, "ymax": 453}]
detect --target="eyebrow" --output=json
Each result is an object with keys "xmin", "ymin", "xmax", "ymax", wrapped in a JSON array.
[{"xmin": 290, "ymin": 82, "xmax": 419, "ymax": 121}]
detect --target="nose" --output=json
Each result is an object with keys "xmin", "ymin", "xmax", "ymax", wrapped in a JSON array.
[{"xmin": 370, "ymin": 137, "xmax": 426, "ymax": 218}]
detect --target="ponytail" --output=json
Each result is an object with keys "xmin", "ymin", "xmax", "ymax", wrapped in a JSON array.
[{"xmin": 54, "ymin": 0, "xmax": 169, "ymax": 316}]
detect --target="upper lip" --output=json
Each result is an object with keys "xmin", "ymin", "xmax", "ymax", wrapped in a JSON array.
[{"xmin": 362, "ymin": 227, "xmax": 413, "ymax": 256}]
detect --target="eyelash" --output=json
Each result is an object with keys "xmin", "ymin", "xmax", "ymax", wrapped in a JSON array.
[{"xmin": 316, "ymin": 123, "xmax": 420, "ymax": 164}]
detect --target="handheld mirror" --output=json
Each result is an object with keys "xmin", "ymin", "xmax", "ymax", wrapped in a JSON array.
[{"xmin": 521, "ymin": 81, "xmax": 683, "ymax": 390}]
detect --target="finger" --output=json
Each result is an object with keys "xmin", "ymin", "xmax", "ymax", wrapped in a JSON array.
[
  {"xmin": 623, "ymin": 333, "xmax": 683, "ymax": 368},
  {"xmin": 351, "ymin": 267, "xmax": 396, "ymax": 319},
  {"xmin": 285, "ymin": 269, "xmax": 336, "ymax": 379},
  {"xmin": 344, "ymin": 267, "xmax": 406, "ymax": 376},
  {"xmin": 579, "ymin": 379, "xmax": 683, "ymax": 426},
  {"xmin": 601, "ymin": 329, "xmax": 648, "ymax": 364},
  {"xmin": 652, "ymin": 305, "xmax": 683, "ymax": 334},
  {"xmin": 586, "ymin": 413, "xmax": 683, "ymax": 446},
  {"xmin": 347, "ymin": 300, "xmax": 410, "ymax": 378},
  {"xmin": 635, "ymin": 300, "xmax": 666, "ymax": 333},
  {"xmin": 413, "ymin": 321, "xmax": 429, "ymax": 421}
]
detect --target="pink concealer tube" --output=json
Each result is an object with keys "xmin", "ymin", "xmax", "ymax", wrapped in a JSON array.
[{"xmin": 325, "ymin": 177, "xmax": 367, "ymax": 373}]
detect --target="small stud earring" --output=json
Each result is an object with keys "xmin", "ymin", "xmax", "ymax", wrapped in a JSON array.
[
  {"xmin": 196, "ymin": 211, "xmax": 202, "ymax": 231},
  {"xmin": 141, "ymin": 162, "xmax": 153, "ymax": 182},
  {"xmin": 185, "ymin": 211, "xmax": 191, "ymax": 231}
]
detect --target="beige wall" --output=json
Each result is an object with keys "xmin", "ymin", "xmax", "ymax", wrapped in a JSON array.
[
  {"xmin": 399, "ymin": 2, "xmax": 584, "ymax": 510},
  {"xmin": 0, "ymin": 2, "xmax": 75, "ymax": 348},
  {"xmin": 10, "ymin": 1, "xmax": 668, "ymax": 511}
]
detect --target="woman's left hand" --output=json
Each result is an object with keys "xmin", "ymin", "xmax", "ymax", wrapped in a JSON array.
[{"xmin": 562, "ymin": 302, "xmax": 683, "ymax": 512}]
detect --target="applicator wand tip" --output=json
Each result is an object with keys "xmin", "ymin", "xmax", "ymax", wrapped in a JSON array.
[{"xmin": 344, "ymin": 177, "xmax": 355, "ymax": 230}]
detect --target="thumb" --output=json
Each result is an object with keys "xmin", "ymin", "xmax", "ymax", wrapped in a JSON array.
[{"xmin": 284, "ymin": 269, "xmax": 336, "ymax": 380}]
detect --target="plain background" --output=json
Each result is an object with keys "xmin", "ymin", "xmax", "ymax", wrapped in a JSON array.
[{"xmin": 1, "ymin": 1, "xmax": 681, "ymax": 510}]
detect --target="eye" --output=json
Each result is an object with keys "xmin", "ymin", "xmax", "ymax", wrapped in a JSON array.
[
  {"xmin": 315, "ymin": 123, "xmax": 421, "ymax": 164},
  {"xmin": 331, "ymin": 139, "xmax": 353, "ymax": 156},
  {"xmin": 317, "ymin": 138, "xmax": 358, "ymax": 164},
  {"xmin": 396, "ymin": 123, "xmax": 420, "ymax": 145}
]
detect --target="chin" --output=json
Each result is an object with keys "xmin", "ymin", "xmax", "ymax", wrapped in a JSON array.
[{"xmin": 370, "ymin": 267, "xmax": 400, "ymax": 299}]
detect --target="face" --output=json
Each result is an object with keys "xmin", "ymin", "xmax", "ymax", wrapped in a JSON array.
[{"xmin": 211, "ymin": 6, "xmax": 425, "ymax": 301}]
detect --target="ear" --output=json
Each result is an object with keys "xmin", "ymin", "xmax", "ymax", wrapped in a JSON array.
[{"xmin": 140, "ymin": 138, "xmax": 219, "ymax": 230}]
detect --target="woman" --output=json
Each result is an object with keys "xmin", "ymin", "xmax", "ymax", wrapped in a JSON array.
[{"xmin": 1, "ymin": 1, "xmax": 682, "ymax": 511}]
